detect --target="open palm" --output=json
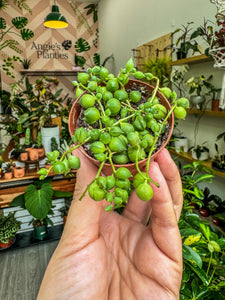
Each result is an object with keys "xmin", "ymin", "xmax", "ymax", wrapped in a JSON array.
[{"xmin": 37, "ymin": 149, "xmax": 183, "ymax": 300}]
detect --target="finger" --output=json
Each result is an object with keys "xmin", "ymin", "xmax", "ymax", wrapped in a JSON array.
[
  {"xmin": 60, "ymin": 149, "xmax": 103, "ymax": 250},
  {"xmin": 148, "ymin": 158, "xmax": 182, "ymax": 261},
  {"xmin": 155, "ymin": 149, "xmax": 183, "ymax": 221}
]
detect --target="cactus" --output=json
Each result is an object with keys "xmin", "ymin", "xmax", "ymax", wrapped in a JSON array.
[
  {"xmin": 25, "ymin": 128, "xmax": 31, "ymax": 147},
  {"xmin": 37, "ymin": 131, "xmax": 42, "ymax": 148}
]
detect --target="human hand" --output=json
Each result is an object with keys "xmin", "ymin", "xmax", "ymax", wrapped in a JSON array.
[{"xmin": 37, "ymin": 148, "xmax": 183, "ymax": 300}]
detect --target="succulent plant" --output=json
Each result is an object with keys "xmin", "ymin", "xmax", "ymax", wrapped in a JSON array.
[{"xmin": 38, "ymin": 58, "xmax": 189, "ymax": 211}]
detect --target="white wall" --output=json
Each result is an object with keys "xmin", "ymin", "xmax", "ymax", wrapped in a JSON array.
[
  {"xmin": 98, "ymin": 0, "xmax": 217, "ymax": 72},
  {"xmin": 98, "ymin": 0, "xmax": 225, "ymax": 198}
]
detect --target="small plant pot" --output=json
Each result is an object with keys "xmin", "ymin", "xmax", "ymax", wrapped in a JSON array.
[
  {"xmin": 34, "ymin": 225, "xmax": 47, "ymax": 240},
  {"xmin": 4, "ymin": 171, "xmax": 13, "ymax": 180},
  {"xmin": 37, "ymin": 147, "xmax": 45, "ymax": 158},
  {"xmin": 29, "ymin": 148, "xmax": 39, "ymax": 161},
  {"xmin": 0, "ymin": 239, "xmax": 13, "ymax": 249},
  {"xmin": 20, "ymin": 151, "xmax": 29, "ymax": 162},
  {"xmin": 68, "ymin": 79, "xmax": 174, "ymax": 176},
  {"xmin": 212, "ymin": 158, "xmax": 225, "ymax": 172},
  {"xmin": 191, "ymin": 149, "xmax": 209, "ymax": 161},
  {"xmin": 190, "ymin": 95, "xmax": 206, "ymax": 109},
  {"xmin": 211, "ymin": 99, "xmax": 221, "ymax": 111},
  {"xmin": 174, "ymin": 136, "xmax": 188, "ymax": 153},
  {"xmin": 13, "ymin": 166, "xmax": 25, "ymax": 178},
  {"xmin": 176, "ymin": 50, "xmax": 187, "ymax": 60}
]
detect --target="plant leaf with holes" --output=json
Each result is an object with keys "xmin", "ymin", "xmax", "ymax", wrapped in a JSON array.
[
  {"xmin": 12, "ymin": 16, "xmax": 28, "ymax": 29},
  {"xmin": 0, "ymin": 17, "xmax": 6, "ymax": 29},
  {"xmin": 74, "ymin": 38, "xmax": 90, "ymax": 53},
  {"xmin": 20, "ymin": 28, "xmax": 34, "ymax": 40}
]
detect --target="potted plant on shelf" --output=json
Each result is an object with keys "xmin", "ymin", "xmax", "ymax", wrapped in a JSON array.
[
  {"xmin": 38, "ymin": 58, "xmax": 189, "ymax": 212},
  {"xmin": 189, "ymin": 143, "xmax": 210, "ymax": 161},
  {"xmin": 0, "ymin": 212, "xmax": 22, "ymax": 249},
  {"xmin": 170, "ymin": 64, "xmax": 189, "ymax": 98},
  {"xmin": 3, "ymin": 161, "xmax": 14, "ymax": 180},
  {"xmin": 13, "ymin": 165, "xmax": 25, "ymax": 178},
  {"xmin": 36, "ymin": 131, "xmax": 45, "ymax": 158},
  {"xmin": 172, "ymin": 22, "xmax": 201, "ymax": 59},
  {"xmin": 141, "ymin": 56, "xmax": 171, "ymax": 87},
  {"xmin": 10, "ymin": 179, "xmax": 72, "ymax": 240},
  {"xmin": 212, "ymin": 131, "xmax": 225, "ymax": 172},
  {"xmin": 185, "ymin": 74, "xmax": 214, "ymax": 109}
]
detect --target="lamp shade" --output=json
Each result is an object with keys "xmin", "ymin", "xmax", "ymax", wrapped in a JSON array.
[{"xmin": 44, "ymin": 5, "xmax": 68, "ymax": 29}]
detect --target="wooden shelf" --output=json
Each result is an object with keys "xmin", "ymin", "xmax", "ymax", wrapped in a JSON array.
[
  {"xmin": 20, "ymin": 70, "xmax": 80, "ymax": 76},
  {"xmin": 169, "ymin": 149, "xmax": 225, "ymax": 179},
  {"xmin": 170, "ymin": 54, "xmax": 212, "ymax": 66},
  {"xmin": 186, "ymin": 109, "xmax": 225, "ymax": 117}
]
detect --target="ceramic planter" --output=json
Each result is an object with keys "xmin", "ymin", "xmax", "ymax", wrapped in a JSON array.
[
  {"xmin": 41, "ymin": 126, "xmax": 60, "ymax": 154},
  {"xmin": 13, "ymin": 166, "xmax": 25, "ymax": 178},
  {"xmin": 29, "ymin": 148, "xmax": 39, "ymax": 161},
  {"xmin": 68, "ymin": 79, "xmax": 174, "ymax": 176},
  {"xmin": 0, "ymin": 239, "xmax": 13, "ymax": 249},
  {"xmin": 20, "ymin": 151, "xmax": 29, "ymax": 162},
  {"xmin": 4, "ymin": 171, "xmax": 13, "ymax": 180},
  {"xmin": 211, "ymin": 99, "xmax": 221, "ymax": 111},
  {"xmin": 190, "ymin": 95, "xmax": 206, "ymax": 109},
  {"xmin": 37, "ymin": 147, "xmax": 45, "ymax": 158},
  {"xmin": 174, "ymin": 136, "xmax": 188, "ymax": 153},
  {"xmin": 191, "ymin": 149, "xmax": 209, "ymax": 161}
]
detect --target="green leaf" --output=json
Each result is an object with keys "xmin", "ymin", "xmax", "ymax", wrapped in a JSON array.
[
  {"xmin": 183, "ymin": 244, "xmax": 202, "ymax": 268},
  {"xmin": 180, "ymin": 228, "xmax": 201, "ymax": 237},
  {"xmin": 12, "ymin": 16, "xmax": 28, "ymax": 29},
  {"xmin": 25, "ymin": 183, "xmax": 54, "ymax": 220},
  {"xmin": 53, "ymin": 191, "xmax": 73, "ymax": 198},
  {"xmin": 0, "ymin": 17, "xmax": 6, "ymax": 29},
  {"xmin": 185, "ymin": 261, "xmax": 209, "ymax": 285},
  {"xmin": 74, "ymin": 38, "xmax": 90, "ymax": 53},
  {"xmin": 93, "ymin": 53, "xmax": 100, "ymax": 66},
  {"xmin": 20, "ymin": 28, "xmax": 34, "ymax": 41},
  {"xmin": 74, "ymin": 54, "xmax": 86, "ymax": 67},
  {"xmin": 9, "ymin": 194, "xmax": 26, "ymax": 209},
  {"xmin": 199, "ymin": 223, "xmax": 210, "ymax": 240}
]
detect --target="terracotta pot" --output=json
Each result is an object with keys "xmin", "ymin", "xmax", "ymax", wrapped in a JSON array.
[
  {"xmin": 13, "ymin": 166, "xmax": 25, "ymax": 178},
  {"xmin": 0, "ymin": 239, "xmax": 13, "ymax": 249},
  {"xmin": 68, "ymin": 79, "xmax": 174, "ymax": 176},
  {"xmin": 37, "ymin": 147, "xmax": 45, "ymax": 158},
  {"xmin": 4, "ymin": 171, "xmax": 13, "ymax": 180},
  {"xmin": 20, "ymin": 151, "xmax": 29, "ymax": 161},
  {"xmin": 29, "ymin": 148, "xmax": 39, "ymax": 161},
  {"xmin": 211, "ymin": 99, "xmax": 221, "ymax": 111}
]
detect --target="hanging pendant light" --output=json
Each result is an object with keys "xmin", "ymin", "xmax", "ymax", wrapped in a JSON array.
[{"xmin": 44, "ymin": 2, "xmax": 68, "ymax": 29}]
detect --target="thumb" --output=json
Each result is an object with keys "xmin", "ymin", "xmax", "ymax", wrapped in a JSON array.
[{"xmin": 60, "ymin": 149, "xmax": 103, "ymax": 250}]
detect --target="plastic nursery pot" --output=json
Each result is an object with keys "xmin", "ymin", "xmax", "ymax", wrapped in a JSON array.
[
  {"xmin": 34, "ymin": 225, "xmax": 47, "ymax": 240},
  {"xmin": 69, "ymin": 79, "xmax": 174, "ymax": 176}
]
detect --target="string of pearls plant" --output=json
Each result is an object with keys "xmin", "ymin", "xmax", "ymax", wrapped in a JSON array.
[{"xmin": 38, "ymin": 58, "xmax": 189, "ymax": 211}]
